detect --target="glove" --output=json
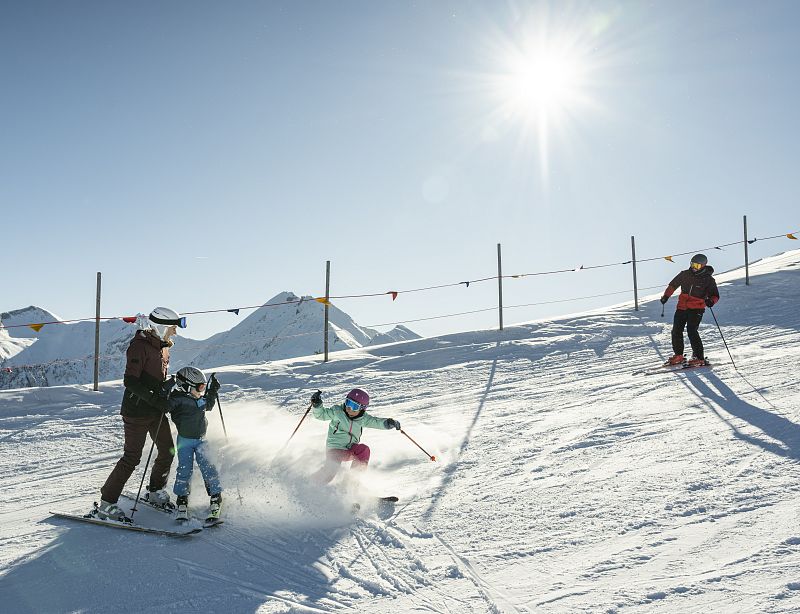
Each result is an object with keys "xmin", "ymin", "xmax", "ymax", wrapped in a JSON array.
[
  {"xmin": 310, "ymin": 390, "xmax": 323, "ymax": 407},
  {"xmin": 159, "ymin": 376, "xmax": 176, "ymax": 398},
  {"xmin": 660, "ymin": 296, "xmax": 668, "ymax": 305},
  {"xmin": 207, "ymin": 374, "xmax": 221, "ymax": 396},
  {"xmin": 705, "ymin": 297, "xmax": 715, "ymax": 308},
  {"xmin": 384, "ymin": 418, "xmax": 401, "ymax": 431},
  {"xmin": 149, "ymin": 393, "xmax": 171, "ymax": 413}
]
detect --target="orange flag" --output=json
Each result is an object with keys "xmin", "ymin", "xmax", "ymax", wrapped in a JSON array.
[
  {"xmin": 29, "ymin": 323, "xmax": 45, "ymax": 332},
  {"xmin": 387, "ymin": 291, "xmax": 398, "ymax": 301},
  {"xmin": 788, "ymin": 233, "xmax": 798, "ymax": 240},
  {"xmin": 664, "ymin": 256, "xmax": 674, "ymax": 262},
  {"xmin": 315, "ymin": 297, "xmax": 331, "ymax": 306}
]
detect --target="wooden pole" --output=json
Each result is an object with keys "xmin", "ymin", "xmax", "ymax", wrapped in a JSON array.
[
  {"xmin": 93, "ymin": 272, "xmax": 101, "ymax": 391},
  {"xmin": 743, "ymin": 215, "xmax": 750, "ymax": 286},
  {"xmin": 324, "ymin": 260, "xmax": 330, "ymax": 362},
  {"xmin": 497, "ymin": 243, "xmax": 504, "ymax": 331},
  {"xmin": 631, "ymin": 236, "xmax": 639, "ymax": 311}
]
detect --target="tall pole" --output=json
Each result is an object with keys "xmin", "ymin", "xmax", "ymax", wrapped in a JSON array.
[
  {"xmin": 631, "ymin": 236, "xmax": 639, "ymax": 311},
  {"xmin": 743, "ymin": 215, "xmax": 750, "ymax": 286},
  {"xmin": 93, "ymin": 272, "xmax": 101, "ymax": 391},
  {"xmin": 497, "ymin": 243, "xmax": 504, "ymax": 331},
  {"xmin": 324, "ymin": 260, "xmax": 330, "ymax": 362}
]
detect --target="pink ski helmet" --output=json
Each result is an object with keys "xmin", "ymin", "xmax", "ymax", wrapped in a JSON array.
[{"xmin": 346, "ymin": 388, "xmax": 370, "ymax": 409}]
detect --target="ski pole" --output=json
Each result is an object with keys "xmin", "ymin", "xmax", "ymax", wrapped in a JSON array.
[
  {"xmin": 211, "ymin": 375, "xmax": 229, "ymax": 441},
  {"xmin": 708, "ymin": 306, "xmax": 737, "ymax": 370},
  {"xmin": 131, "ymin": 412, "xmax": 165, "ymax": 520},
  {"xmin": 660, "ymin": 302, "xmax": 665, "ymax": 318},
  {"xmin": 285, "ymin": 402, "xmax": 313, "ymax": 446},
  {"xmin": 211, "ymin": 376, "xmax": 244, "ymax": 505},
  {"xmin": 400, "ymin": 429, "xmax": 436, "ymax": 462}
]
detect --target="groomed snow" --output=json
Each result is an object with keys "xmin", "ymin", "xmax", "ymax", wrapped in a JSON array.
[{"xmin": 1, "ymin": 250, "xmax": 799, "ymax": 613}]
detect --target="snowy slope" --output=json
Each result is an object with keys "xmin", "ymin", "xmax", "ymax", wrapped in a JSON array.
[{"xmin": 1, "ymin": 251, "xmax": 800, "ymax": 612}]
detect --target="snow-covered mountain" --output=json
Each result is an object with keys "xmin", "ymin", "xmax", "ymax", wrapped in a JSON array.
[
  {"xmin": 1, "ymin": 250, "xmax": 799, "ymax": 612},
  {"xmin": 0, "ymin": 293, "xmax": 419, "ymax": 389}
]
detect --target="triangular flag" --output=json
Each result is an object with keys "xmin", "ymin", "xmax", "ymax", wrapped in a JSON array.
[
  {"xmin": 748, "ymin": 238, "xmax": 757, "ymax": 244},
  {"xmin": 227, "ymin": 309, "xmax": 240, "ymax": 315},
  {"xmin": 387, "ymin": 291, "xmax": 398, "ymax": 301},
  {"xmin": 122, "ymin": 316, "xmax": 137, "ymax": 323},
  {"xmin": 512, "ymin": 275, "xmax": 521, "ymax": 279},
  {"xmin": 788, "ymin": 233, "xmax": 797, "ymax": 240},
  {"xmin": 29, "ymin": 323, "xmax": 45, "ymax": 332},
  {"xmin": 664, "ymin": 256, "xmax": 674, "ymax": 262},
  {"xmin": 315, "ymin": 297, "xmax": 331, "ymax": 305},
  {"xmin": 461, "ymin": 281, "xmax": 470, "ymax": 288},
  {"xmin": 574, "ymin": 265, "xmax": 584, "ymax": 272}
]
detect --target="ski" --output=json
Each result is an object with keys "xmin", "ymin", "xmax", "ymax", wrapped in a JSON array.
[
  {"xmin": 123, "ymin": 491, "xmax": 215, "ymax": 526},
  {"xmin": 641, "ymin": 363, "xmax": 713, "ymax": 376},
  {"xmin": 50, "ymin": 510, "xmax": 201, "ymax": 538},
  {"xmin": 122, "ymin": 491, "xmax": 175, "ymax": 514},
  {"xmin": 203, "ymin": 518, "xmax": 224, "ymax": 528},
  {"xmin": 633, "ymin": 363, "xmax": 686, "ymax": 376},
  {"xmin": 352, "ymin": 496, "xmax": 399, "ymax": 514}
]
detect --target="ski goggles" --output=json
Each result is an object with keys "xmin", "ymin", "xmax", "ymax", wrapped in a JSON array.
[
  {"xmin": 690, "ymin": 262, "xmax": 704, "ymax": 271},
  {"xmin": 344, "ymin": 398, "xmax": 364, "ymax": 412},
  {"xmin": 150, "ymin": 314, "xmax": 187, "ymax": 328}
]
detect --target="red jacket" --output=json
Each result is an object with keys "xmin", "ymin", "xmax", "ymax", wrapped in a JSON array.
[{"xmin": 663, "ymin": 266, "xmax": 720, "ymax": 310}]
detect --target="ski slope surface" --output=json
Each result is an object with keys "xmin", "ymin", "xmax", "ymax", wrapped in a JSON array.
[{"xmin": 1, "ymin": 251, "xmax": 800, "ymax": 613}]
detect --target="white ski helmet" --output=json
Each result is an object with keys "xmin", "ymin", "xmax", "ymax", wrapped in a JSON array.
[
  {"xmin": 175, "ymin": 366, "xmax": 206, "ymax": 393},
  {"xmin": 144, "ymin": 307, "xmax": 185, "ymax": 340}
]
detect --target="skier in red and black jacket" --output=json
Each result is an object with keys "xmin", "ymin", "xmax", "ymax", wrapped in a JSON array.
[{"xmin": 660, "ymin": 254, "xmax": 720, "ymax": 367}]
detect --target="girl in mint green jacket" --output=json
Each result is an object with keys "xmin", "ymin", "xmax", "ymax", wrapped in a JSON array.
[{"xmin": 309, "ymin": 387, "xmax": 400, "ymax": 484}]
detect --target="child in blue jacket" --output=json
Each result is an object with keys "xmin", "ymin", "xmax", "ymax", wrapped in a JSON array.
[{"xmin": 168, "ymin": 367, "xmax": 223, "ymax": 522}]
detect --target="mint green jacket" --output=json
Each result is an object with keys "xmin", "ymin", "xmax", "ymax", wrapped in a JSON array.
[{"xmin": 312, "ymin": 403, "xmax": 390, "ymax": 450}]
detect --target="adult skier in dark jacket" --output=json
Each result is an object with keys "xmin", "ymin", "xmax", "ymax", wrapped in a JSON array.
[
  {"xmin": 660, "ymin": 254, "xmax": 720, "ymax": 367},
  {"xmin": 168, "ymin": 366, "xmax": 223, "ymax": 522},
  {"xmin": 95, "ymin": 307, "xmax": 186, "ymax": 521}
]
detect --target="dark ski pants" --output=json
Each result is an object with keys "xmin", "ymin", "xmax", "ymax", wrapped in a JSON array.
[
  {"xmin": 100, "ymin": 414, "xmax": 175, "ymax": 504},
  {"xmin": 672, "ymin": 308, "xmax": 705, "ymax": 359}
]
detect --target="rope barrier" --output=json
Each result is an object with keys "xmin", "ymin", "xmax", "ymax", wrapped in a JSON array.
[
  {"xmin": 0, "ymin": 283, "xmax": 672, "ymax": 375},
  {"xmin": 1, "ymin": 230, "xmax": 796, "ymax": 332}
]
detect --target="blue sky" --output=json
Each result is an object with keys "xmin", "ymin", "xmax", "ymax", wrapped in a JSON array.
[{"xmin": 2, "ymin": 1, "xmax": 798, "ymax": 340}]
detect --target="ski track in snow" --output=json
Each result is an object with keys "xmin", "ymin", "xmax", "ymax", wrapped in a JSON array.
[{"xmin": 2, "ymin": 250, "xmax": 800, "ymax": 612}]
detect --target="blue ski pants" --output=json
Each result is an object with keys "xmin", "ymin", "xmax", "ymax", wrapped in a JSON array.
[{"xmin": 173, "ymin": 435, "xmax": 222, "ymax": 497}]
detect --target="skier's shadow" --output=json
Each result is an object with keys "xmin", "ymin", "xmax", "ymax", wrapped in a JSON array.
[
  {"xmin": 420, "ymin": 345, "xmax": 499, "ymax": 521},
  {"xmin": 687, "ymin": 371, "xmax": 800, "ymax": 460}
]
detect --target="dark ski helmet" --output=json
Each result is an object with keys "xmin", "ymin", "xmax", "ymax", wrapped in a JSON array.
[
  {"xmin": 345, "ymin": 388, "xmax": 370, "ymax": 409},
  {"xmin": 690, "ymin": 254, "xmax": 708, "ymax": 268},
  {"xmin": 175, "ymin": 366, "xmax": 206, "ymax": 392}
]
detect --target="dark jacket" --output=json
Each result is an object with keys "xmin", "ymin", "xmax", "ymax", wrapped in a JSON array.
[
  {"xmin": 169, "ymin": 391, "xmax": 217, "ymax": 439},
  {"xmin": 663, "ymin": 266, "xmax": 720, "ymax": 311},
  {"xmin": 120, "ymin": 330, "xmax": 172, "ymax": 417}
]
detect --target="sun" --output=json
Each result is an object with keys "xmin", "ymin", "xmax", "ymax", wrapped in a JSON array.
[
  {"xmin": 478, "ymin": 22, "xmax": 600, "ymax": 183},
  {"xmin": 501, "ymin": 48, "xmax": 585, "ymax": 114}
]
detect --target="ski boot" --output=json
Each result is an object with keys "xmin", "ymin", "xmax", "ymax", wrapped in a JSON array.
[
  {"xmin": 145, "ymin": 486, "xmax": 175, "ymax": 511},
  {"xmin": 207, "ymin": 493, "xmax": 222, "ymax": 522},
  {"xmin": 175, "ymin": 495, "xmax": 189, "ymax": 523},
  {"xmin": 664, "ymin": 354, "xmax": 685, "ymax": 366},
  {"xmin": 94, "ymin": 499, "xmax": 131, "ymax": 523},
  {"xmin": 686, "ymin": 356, "xmax": 708, "ymax": 367}
]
